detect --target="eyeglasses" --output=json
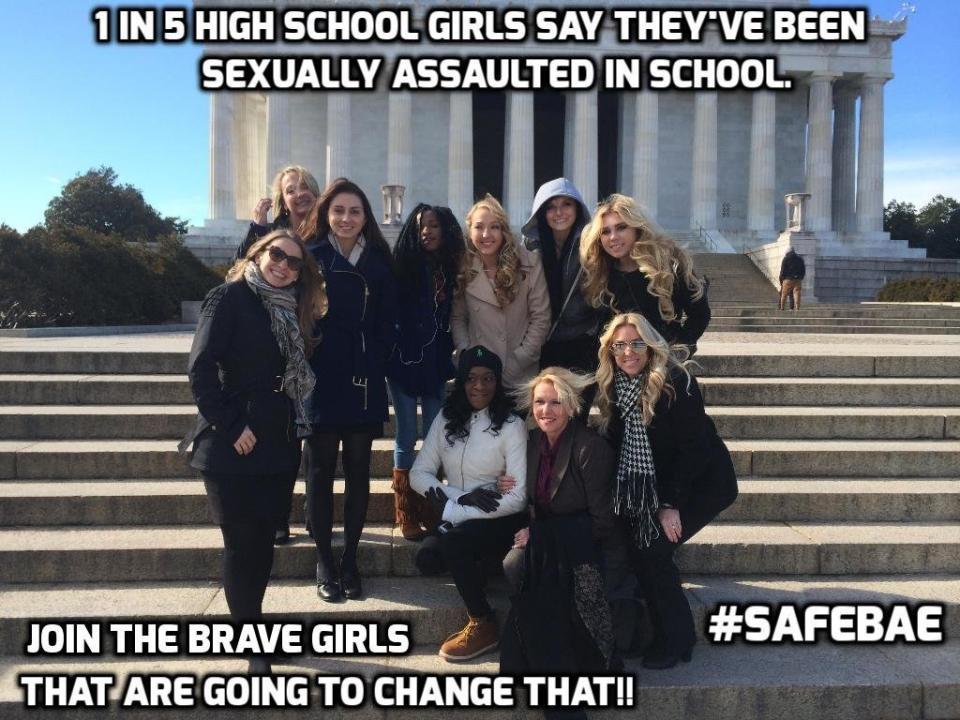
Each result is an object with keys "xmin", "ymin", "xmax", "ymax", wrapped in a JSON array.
[
  {"xmin": 610, "ymin": 340, "xmax": 647, "ymax": 356},
  {"xmin": 267, "ymin": 246, "xmax": 304, "ymax": 272}
]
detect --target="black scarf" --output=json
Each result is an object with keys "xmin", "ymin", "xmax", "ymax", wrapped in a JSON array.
[{"xmin": 613, "ymin": 370, "xmax": 660, "ymax": 547}]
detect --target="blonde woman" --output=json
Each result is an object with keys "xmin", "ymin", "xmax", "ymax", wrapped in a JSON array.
[
  {"xmin": 451, "ymin": 195, "xmax": 550, "ymax": 389},
  {"xmin": 595, "ymin": 313, "xmax": 737, "ymax": 669},
  {"xmin": 581, "ymin": 194, "xmax": 710, "ymax": 353},
  {"xmin": 237, "ymin": 165, "xmax": 321, "ymax": 260}
]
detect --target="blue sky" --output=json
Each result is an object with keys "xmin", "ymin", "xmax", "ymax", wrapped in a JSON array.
[{"xmin": 1, "ymin": 1, "xmax": 957, "ymax": 232}]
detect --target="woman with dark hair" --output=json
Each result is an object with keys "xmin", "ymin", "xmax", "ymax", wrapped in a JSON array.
[
  {"xmin": 236, "ymin": 165, "xmax": 321, "ymax": 260},
  {"xmin": 580, "ymin": 194, "xmax": 711, "ymax": 354},
  {"xmin": 410, "ymin": 346, "xmax": 527, "ymax": 663},
  {"xmin": 521, "ymin": 178, "xmax": 605, "ymax": 379},
  {"xmin": 183, "ymin": 229, "xmax": 327, "ymax": 674},
  {"xmin": 595, "ymin": 313, "xmax": 738, "ymax": 669},
  {"xmin": 387, "ymin": 204, "xmax": 466, "ymax": 540},
  {"xmin": 299, "ymin": 178, "xmax": 398, "ymax": 603}
]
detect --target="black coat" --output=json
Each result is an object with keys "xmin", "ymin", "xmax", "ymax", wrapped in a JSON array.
[
  {"xmin": 779, "ymin": 251, "xmax": 806, "ymax": 281},
  {"xmin": 308, "ymin": 236, "xmax": 398, "ymax": 428},
  {"xmin": 183, "ymin": 281, "xmax": 302, "ymax": 476},
  {"xmin": 525, "ymin": 423, "xmax": 628, "ymax": 588},
  {"xmin": 235, "ymin": 216, "xmax": 291, "ymax": 260},
  {"xmin": 606, "ymin": 372, "xmax": 737, "ymax": 512},
  {"xmin": 606, "ymin": 268, "xmax": 711, "ymax": 347},
  {"xmin": 385, "ymin": 263, "xmax": 456, "ymax": 396}
]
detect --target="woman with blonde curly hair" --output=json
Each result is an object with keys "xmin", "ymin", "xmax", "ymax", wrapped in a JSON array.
[
  {"xmin": 596, "ymin": 313, "xmax": 737, "ymax": 670},
  {"xmin": 581, "ymin": 194, "xmax": 711, "ymax": 353},
  {"xmin": 451, "ymin": 195, "xmax": 550, "ymax": 389},
  {"xmin": 236, "ymin": 165, "xmax": 322, "ymax": 260}
]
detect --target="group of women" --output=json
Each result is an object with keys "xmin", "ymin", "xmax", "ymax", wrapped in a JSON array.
[{"xmin": 183, "ymin": 166, "xmax": 737, "ymax": 681}]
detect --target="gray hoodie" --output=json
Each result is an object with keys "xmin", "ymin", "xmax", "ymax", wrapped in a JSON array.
[{"xmin": 521, "ymin": 178, "xmax": 601, "ymax": 342}]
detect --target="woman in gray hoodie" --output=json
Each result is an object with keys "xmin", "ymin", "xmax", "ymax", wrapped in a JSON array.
[{"xmin": 522, "ymin": 178, "xmax": 605, "ymax": 388}]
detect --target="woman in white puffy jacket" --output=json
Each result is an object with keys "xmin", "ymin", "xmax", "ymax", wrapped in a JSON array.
[{"xmin": 410, "ymin": 345, "xmax": 527, "ymax": 663}]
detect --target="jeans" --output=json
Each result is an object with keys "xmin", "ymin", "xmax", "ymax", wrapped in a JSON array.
[{"xmin": 387, "ymin": 379, "xmax": 445, "ymax": 471}]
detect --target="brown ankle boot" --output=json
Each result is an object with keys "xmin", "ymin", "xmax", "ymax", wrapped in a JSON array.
[{"xmin": 392, "ymin": 468, "xmax": 427, "ymax": 541}]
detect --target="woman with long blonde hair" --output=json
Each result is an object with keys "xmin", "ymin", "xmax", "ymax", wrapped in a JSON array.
[
  {"xmin": 596, "ymin": 313, "xmax": 737, "ymax": 669},
  {"xmin": 451, "ymin": 195, "xmax": 550, "ymax": 389},
  {"xmin": 581, "ymin": 194, "xmax": 711, "ymax": 353},
  {"xmin": 236, "ymin": 165, "xmax": 322, "ymax": 260}
]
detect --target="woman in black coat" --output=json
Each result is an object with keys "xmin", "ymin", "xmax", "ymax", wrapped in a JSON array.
[
  {"xmin": 299, "ymin": 178, "xmax": 399, "ymax": 603},
  {"xmin": 183, "ymin": 229, "xmax": 327, "ymax": 673},
  {"xmin": 580, "ymin": 194, "xmax": 711, "ymax": 354},
  {"xmin": 499, "ymin": 367, "xmax": 628, "ymax": 691},
  {"xmin": 595, "ymin": 312, "xmax": 738, "ymax": 669}
]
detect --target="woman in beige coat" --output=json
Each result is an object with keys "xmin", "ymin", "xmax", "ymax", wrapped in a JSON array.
[{"xmin": 451, "ymin": 195, "xmax": 551, "ymax": 390}]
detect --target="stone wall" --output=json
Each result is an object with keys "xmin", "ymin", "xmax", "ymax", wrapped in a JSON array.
[{"xmin": 816, "ymin": 256, "xmax": 960, "ymax": 303}]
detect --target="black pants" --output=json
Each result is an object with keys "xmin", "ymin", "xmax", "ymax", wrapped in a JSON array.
[
  {"xmin": 203, "ymin": 472, "xmax": 289, "ymax": 622},
  {"xmin": 416, "ymin": 514, "xmax": 526, "ymax": 619},
  {"xmin": 304, "ymin": 429, "xmax": 376, "ymax": 577},
  {"xmin": 630, "ymin": 466, "xmax": 738, "ymax": 655}
]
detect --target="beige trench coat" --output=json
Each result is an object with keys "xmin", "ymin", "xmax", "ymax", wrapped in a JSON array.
[{"xmin": 451, "ymin": 245, "xmax": 551, "ymax": 389}]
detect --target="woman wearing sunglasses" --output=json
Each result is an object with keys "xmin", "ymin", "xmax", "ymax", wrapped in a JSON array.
[
  {"xmin": 183, "ymin": 229, "xmax": 327, "ymax": 674},
  {"xmin": 595, "ymin": 313, "xmax": 737, "ymax": 669}
]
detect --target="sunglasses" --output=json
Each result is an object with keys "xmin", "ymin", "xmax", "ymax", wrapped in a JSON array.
[
  {"xmin": 610, "ymin": 340, "xmax": 647, "ymax": 356},
  {"xmin": 266, "ymin": 245, "xmax": 304, "ymax": 272}
]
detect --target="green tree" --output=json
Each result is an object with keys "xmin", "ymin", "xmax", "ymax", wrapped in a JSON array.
[
  {"xmin": 918, "ymin": 195, "xmax": 960, "ymax": 259},
  {"xmin": 883, "ymin": 199, "xmax": 923, "ymax": 247},
  {"xmin": 44, "ymin": 166, "xmax": 187, "ymax": 241}
]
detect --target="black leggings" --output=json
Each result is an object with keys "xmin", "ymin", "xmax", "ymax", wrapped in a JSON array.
[
  {"xmin": 304, "ymin": 429, "xmax": 376, "ymax": 576},
  {"xmin": 203, "ymin": 472, "xmax": 288, "ymax": 622}
]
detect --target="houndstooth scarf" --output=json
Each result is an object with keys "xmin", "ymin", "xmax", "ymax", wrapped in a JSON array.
[
  {"xmin": 244, "ymin": 262, "xmax": 316, "ymax": 438},
  {"xmin": 613, "ymin": 369, "xmax": 660, "ymax": 548}
]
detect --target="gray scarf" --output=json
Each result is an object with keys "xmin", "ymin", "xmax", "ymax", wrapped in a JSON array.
[
  {"xmin": 613, "ymin": 370, "xmax": 660, "ymax": 548},
  {"xmin": 243, "ymin": 262, "xmax": 316, "ymax": 438}
]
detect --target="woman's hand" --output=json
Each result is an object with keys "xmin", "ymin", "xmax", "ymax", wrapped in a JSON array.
[
  {"xmin": 233, "ymin": 426, "xmax": 257, "ymax": 456},
  {"xmin": 457, "ymin": 486, "xmax": 501, "ymax": 513},
  {"xmin": 658, "ymin": 507, "xmax": 682, "ymax": 543},
  {"xmin": 424, "ymin": 486, "xmax": 449, "ymax": 516},
  {"xmin": 512, "ymin": 527, "xmax": 530, "ymax": 549},
  {"xmin": 496, "ymin": 474, "xmax": 516, "ymax": 493},
  {"xmin": 253, "ymin": 197, "xmax": 272, "ymax": 225}
]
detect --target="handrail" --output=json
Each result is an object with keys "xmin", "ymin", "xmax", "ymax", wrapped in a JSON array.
[{"xmin": 696, "ymin": 224, "xmax": 718, "ymax": 252}]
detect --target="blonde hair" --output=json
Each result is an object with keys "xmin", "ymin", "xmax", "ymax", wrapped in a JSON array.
[
  {"xmin": 225, "ymin": 229, "xmax": 328, "ymax": 353},
  {"xmin": 458, "ymin": 194, "xmax": 522, "ymax": 307},
  {"xmin": 271, "ymin": 166, "xmax": 321, "ymax": 223},
  {"xmin": 514, "ymin": 366, "xmax": 594, "ymax": 418},
  {"xmin": 594, "ymin": 313, "xmax": 691, "ymax": 431},
  {"xmin": 580, "ymin": 194, "xmax": 705, "ymax": 321}
]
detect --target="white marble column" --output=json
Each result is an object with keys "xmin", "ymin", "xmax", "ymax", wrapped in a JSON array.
[
  {"xmin": 325, "ymin": 93, "xmax": 351, "ymax": 183},
  {"xmin": 505, "ymin": 92, "xmax": 534, "ymax": 226},
  {"xmin": 632, "ymin": 91, "xmax": 659, "ymax": 218},
  {"xmin": 856, "ymin": 74, "xmax": 891, "ymax": 234},
  {"xmin": 572, "ymin": 90, "xmax": 598, "ymax": 206},
  {"xmin": 209, "ymin": 93, "xmax": 236, "ymax": 220},
  {"xmin": 832, "ymin": 84, "xmax": 858, "ymax": 233},
  {"xmin": 690, "ymin": 92, "xmax": 718, "ymax": 230},
  {"xmin": 805, "ymin": 72, "xmax": 839, "ymax": 233},
  {"xmin": 387, "ymin": 92, "xmax": 412, "ymax": 188},
  {"xmin": 447, "ymin": 92, "xmax": 473, "ymax": 222},
  {"xmin": 747, "ymin": 90, "xmax": 776, "ymax": 233},
  {"xmin": 264, "ymin": 93, "xmax": 291, "ymax": 190}
]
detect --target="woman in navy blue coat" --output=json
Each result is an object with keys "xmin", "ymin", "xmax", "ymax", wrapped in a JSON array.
[
  {"xmin": 299, "ymin": 178, "xmax": 398, "ymax": 603},
  {"xmin": 386, "ymin": 204, "xmax": 465, "ymax": 540}
]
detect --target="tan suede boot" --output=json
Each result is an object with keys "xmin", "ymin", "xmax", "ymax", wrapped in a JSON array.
[{"xmin": 392, "ymin": 468, "xmax": 427, "ymax": 541}]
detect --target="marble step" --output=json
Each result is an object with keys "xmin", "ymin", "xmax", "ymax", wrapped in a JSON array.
[
  {"xmin": 700, "ymin": 377, "xmax": 960, "ymax": 406},
  {"xmin": 0, "ymin": 522, "xmax": 958, "ymax": 584},
  {"xmin": 2, "ymin": 479, "xmax": 958, "ymax": 527}
]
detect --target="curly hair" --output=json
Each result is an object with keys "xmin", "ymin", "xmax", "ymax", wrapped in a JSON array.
[
  {"xmin": 442, "ymin": 372, "xmax": 517, "ymax": 446},
  {"xmin": 458, "ymin": 195, "xmax": 522, "ymax": 307},
  {"xmin": 580, "ymin": 194, "xmax": 705, "ymax": 322},
  {"xmin": 594, "ymin": 313, "xmax": 692, "ymax": 432},
  {"xmin": 513, "ymin": 366, "xmax": 594, "ymax": 419},
  {"xmin": 394, "ymin": 204, "xmax": 465, "ymax": 293},
  {"xmin": 270, "ymin": 165, "xmax": 320, "ymax": 223},
  {"xmin": 225, "ymin": 229, "xmax": 328, "ymax": 354}
]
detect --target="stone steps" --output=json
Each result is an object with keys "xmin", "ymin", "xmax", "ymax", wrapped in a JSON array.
[
  {"xmin": 3, "ymin": 478, "xmax": 957, "ymax": 527},
  {"xmin": 708, "ymin": 321, "xmax": 960, "ymax": 335},
  {"xmin": 3, "ymin": 405, "xmax": 959, "ymax": 440},
  {"xmin": 712, "ymin": 304, "xmax": 960, "ymax": 320},
  {"xmin": 699, "ymin": 377, "xmax": 960, "ymax": 406},
  {"xmin": 2, "ymin": 641, "xmax": 958, "ymax": 720},
  {"xmin": 2, "ymin": 438, "xmax": 958, "ymax": 479},
  {"xmin": 1, "ymin": 522, "xmax": 958, "ymax": 584}
]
